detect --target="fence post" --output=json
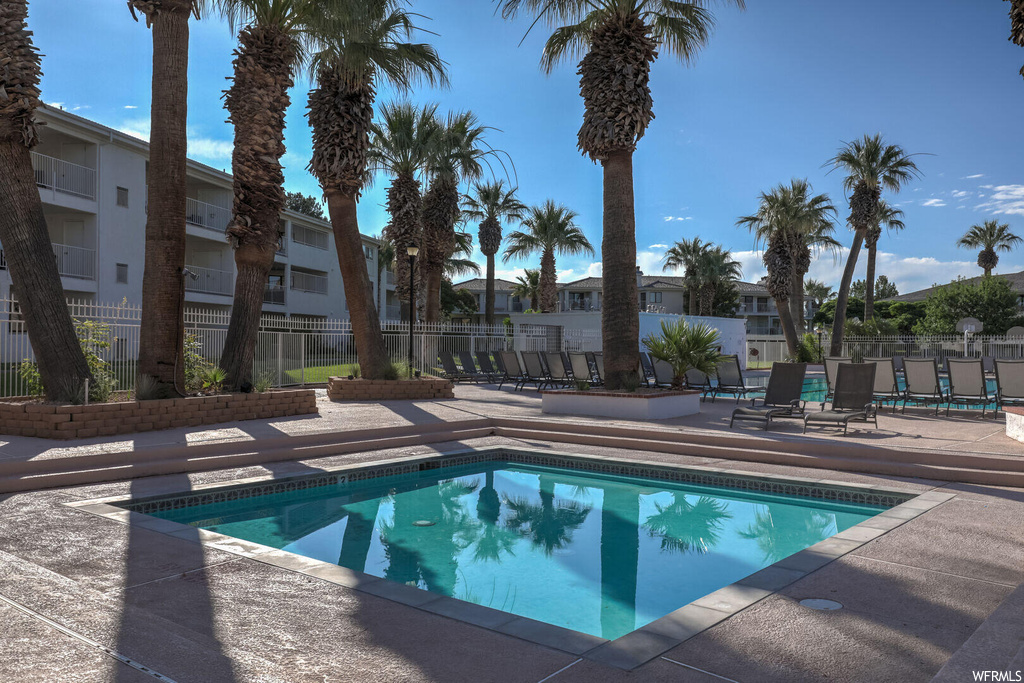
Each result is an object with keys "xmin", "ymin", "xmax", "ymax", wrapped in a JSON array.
[
  {"xmin": 277, "ymin": 331, "xmax": 283, "ymax": 387},
  {"xmin": 300, "ymin": 337, "xmax": 305, "ymax": 386}
]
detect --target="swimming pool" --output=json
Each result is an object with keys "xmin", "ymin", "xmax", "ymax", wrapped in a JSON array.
[{"xmin": 148, "ymin": 459, "xmax": 888, "ymax": 640}]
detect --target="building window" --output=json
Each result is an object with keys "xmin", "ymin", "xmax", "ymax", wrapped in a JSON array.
[
  {"xmin": 292, "ymin": 224, "xmax": 329, "ymax": 250},
  {"xmin": 116, "ymin": 263, "xmax": 128, "ymax": 284},
  {"xmin": 650, "ymin": 292, "xmax": 663, "ymax": 304},
  {"xmin": 116, "ymin": 187, "xmax": 129, "ymax": 208},
  {"xmin": 8, "ymin": 288, "xmax": 24, "ymax": 330},
  {"xmin": 364, "ymin": 245, "xmax": 375, "ymax": 261}
]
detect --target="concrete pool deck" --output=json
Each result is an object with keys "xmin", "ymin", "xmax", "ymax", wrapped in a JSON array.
[{"xmin": 0, "ymin": 384, "xmax": 1022, "ymax": 681}]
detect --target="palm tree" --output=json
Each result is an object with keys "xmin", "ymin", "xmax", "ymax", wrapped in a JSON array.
[
  {"xmin": 369, "ymin": 101, "xmax": 439, "ymax": 321},
  {"xmin": 209, "ymin": 0, "xmax": 324, "ymax": 389},
  {"xmin": 957, "ymin": 220, "xmax": 1022, "ymax": 277},
  {"xmin": 500, "ymin": 0, "xmax": 744, "ymax": 389},
  {"xmin": 305, "ymin": 0, "xmax": 446, "ymax": 378},
  {"xmin": 642, "ymin": 320, "xmax": 722, "ymax": 389},
  {"xmin": 863, "ymin": 200, "xmax": 905, "ymax": 320},
  {"xmin": 421, "ymin": 111, "xmax": 492, "ymax": 323},
  {"xmin": 129, "ymin": 0, "xmax": 201, "ymax": 393},
  {"xmin": 644, "ymin": 494, "xmax": 733, "ymax": 555},
  {"xmin": 504, "ymin": 200, "xmax": 594, "ymax": 312},
  {"xmin": 0, "ymin": 1, "xmax": 92, "ymax": 400},
  {"xmin": 444, "ymin": 231, "xmax": 481, "ymax": 280},
  {"xmin": 803, "ymin": 279, "xmax": 833, "ymax": 308},
  {"xmin": 462, "ymin": 181, "xmax": 526, "ymax": 324},
  {"xmin": 693, "ymin": 245, "xmax": 742, "ymax": 316},
  {"xmin": 512, "ymin": 269, "xmax": 541, "ymax": 311},
  {"xmin": 503, "ymin": 475, "xmax": 591, "ymax": 556},
  {"xmin": 1009, "ymin": 0, "xmax": 1023, "ymax": 79},
  {"xmin": 826, "ymin": 135, "xmax": 921, "ymax": 355},
  {"xmin": 663, "ymin": 237, "xmax": 710, "ymax": 315},
  {"xmin": 737, "ymin": 180, "xmax": 838, "ymax": 355}
]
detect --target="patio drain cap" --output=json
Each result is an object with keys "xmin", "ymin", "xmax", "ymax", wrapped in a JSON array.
[
  {"xmin": 800, "ymin": 599, "xmax": 843, "ymax": 611},
  {"xmin": 412, "ymin": 520, "xmax": 436, "ymax": 527}
]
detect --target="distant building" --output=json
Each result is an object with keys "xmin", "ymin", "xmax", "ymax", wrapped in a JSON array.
[
  {"xmin": 451, "ymin": 277, "xmax": 524, "ymax": 324},
  {"xmin": 885, "ymin": 271, "xmax": 1024, "ymax": 306}
]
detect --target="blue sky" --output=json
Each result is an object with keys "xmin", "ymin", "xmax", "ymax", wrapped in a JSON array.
[{"xmin": 31, "ymin": 0, "xmax": 1024, "ymax": 294}]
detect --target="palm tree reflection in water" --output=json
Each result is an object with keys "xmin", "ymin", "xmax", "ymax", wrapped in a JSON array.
[
  {"xmin": 739, "ymin": 505, "xmax": 835, "ymax": 563},
  {"xmin": 503, "ymin": 475, "xmax": 592, "ymax": 556},
  {"xmin": 644, "ymin": 495, "xmax": 734, "ymax": 556}
]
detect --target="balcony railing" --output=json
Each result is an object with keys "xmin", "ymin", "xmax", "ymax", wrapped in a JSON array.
[
  {"xmin": 184, "ymin": 265, "xmax": 233, "ymax": 296},
  {"xmin": 385, "ymin": 304, "xmax": 402, "ymax": 319},
  {"xmin": 385, "ymin": 270, "xmax": 395, "ymax": 285},
  {"xmin": 290, "ymin": 271, "xmax": 328, "ymax": 295},
  {"xmin": 186, "ymin": 197, "xmax": 232, "ymax": 234},
  {"xmin": 31, "ymin": 152, "xmax": 97, "ymax": 200},
  {"xmin": 264, "ymin": 284, "xmax": 286, "ymax": 305},
  {"xmin": 52, "ymin": 243, "xmax": 96, "ymax": 280}
]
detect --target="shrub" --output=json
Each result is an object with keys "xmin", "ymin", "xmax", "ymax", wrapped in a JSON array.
[
  {"xmin": 252, "ymin": 371, "xmax": 275, "ymax": 393},
  {"xmin": 642, "ymin": 319, "xmax": 722, "ymax": 389},
  {"xmin": 619, "ymin": 373, "xmax": 641, "ymax": 393},
  {"xmin": 19, "ymin": 320, "xmax": 117, "ymax": 402},
  {"xmin": 136, "ymin": 374, "xmax": 172, "ymax": 401},
  {"xmin": 199, "ymin": 367, "xmax": 227, "ymax": 393},
  {"xmin": 574, "ymin": 379, "xmax": 591, "ymax": 391},
  {"xmin": 17, "ymin": 360, "xmax": 44, "ymax": 397},
  {"xmin": 183, "ymin": 332, "xmax": 209, "ymax": 393},
  {"xmin": 790, "ymin": 333, "xmax": 820, "ymax": 363}
]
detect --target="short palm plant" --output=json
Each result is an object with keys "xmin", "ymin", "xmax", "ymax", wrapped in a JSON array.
[
  {"xmin": 957, "ymin": 220, "xmax": 1022, "ymax": 277},
  {"xmin": 504, "ymin": 200, "xmax": 594, "ymax": 312},
  {"xmin": 803, "ymin": 279, "xmax": 833, "ymax": 308},
  {"xmin": 642, "ymin": 320, "xmax": 722, "ymax": 389}
]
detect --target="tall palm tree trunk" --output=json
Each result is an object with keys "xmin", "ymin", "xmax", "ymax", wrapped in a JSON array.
[
  {"xmin": 326, "ymin": 189, "xmax": 391, "ymax": 378},
  {"xmin": 137, "ymin": 2, "xmax": 191, "ymax": 391},
  {"xmin": 384, "ymin": 172, "xmax": 421, "ymax": 322},
  {"xmin": 220, "ymin": 24, "xmax": 294, "ymax": 389},
  {"xmin": 539, "ymin": 248, "xmax": 557, "ymax": 313},
  {"xmin": 774, "ymin": 294, "xmax": 799, "ymax": 356},
  {"xmin": 829, "ymin": 231, "xmax": 865, "ymax": 355},
  {"xmin": 0, "ymin": 0, "xmax": 91, "ymax": 400},
  {"xmin": 485, "ymin": 253, "xmax": 496, "ymax": 324},
  {"xmin": 688, "ymin": 288, "xmax": 697, "ymax": 316},
  {"xmin": 789, "ymin": 271, "xmax": 805, "ymax": 333},
  {"xmin": 601, "ymin": 150, "xmax": 639, "ymax": 389},
  {"xmin": 864, "ymin": 242, "xmax": 878, "ymax": 320},
  {"xmin": 420, "ymin": 177, "xmax": 458, "ymax": 323}
]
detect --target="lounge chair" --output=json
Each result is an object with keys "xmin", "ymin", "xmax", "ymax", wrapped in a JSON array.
[
  {"xmin": 994, "ymin": 360, "xmax": 1024, "ymax": 414},
  {"xmin": 712, "ymin": 355, "xmax": 763, "ymax": 403},
  {"xmin": 497, "ymin": 350, "xmax": 524, "ymax": 390},
  {"xmin": 946, "ymin": 359, "xmax": 992, "ymax": 417},
  {"xmin": 475, "ymin": 351, "xmax": 502, "ymax": 382},
  {"xmin": 804, "ymin": 363, "xmax": 878, "ymax": 435},
  {"xmin": 982, "ymin": 356, "xmax": 996, "ymax": 375},
  {"xmin": 683, "ymin": 368, "xmax": 714, "ymax": 401},
  {"xmin": 822, "ymin": 357, "xmax": 853, "ymax": 408},
  {"xmin": 731, "ymin": 362, "xmax": 807, "ymax": 430},
  {"xmin": 439, "ymin": 351, "xmax": 480, "ymax": 383},
  {"xmin": 568, "ymin": 352, "xmax": 595, "ymax": 384},
  {"xmin": 459, "ymin": 351, "xmax": 495, "ymax": 383},
  {"xmin": 864, "ymin": 357, "xmax": 905, "ymax": 413},
  {"xmin": 893, "ymin": 354, "xmax": 906, "ymax": 374},
  {"xmin": 901, "ymin": 358, "xmax": 946, "ymax": 415},
  {"xmin": 639, "ymin": 353, "xmax": 656, "ymax": 386},
  {"xmin": 543, "ymin": 351, "xmax": 572, "ymax": 388},
  {"xmin": 520, "ymin": 351, "xmax": 552, "ymax": 390},
  {"xmin": 593, "ymin": 353, "xmax": 605, "ymax": 385},
  {"xmin": 651, "ymin": 359, "xmax": 676, "ymax": 388}
]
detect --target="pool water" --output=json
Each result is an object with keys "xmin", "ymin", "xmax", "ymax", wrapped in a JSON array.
[{"xmin": 153, "ymin": 462, "xmax": 885, "ymax": 640}]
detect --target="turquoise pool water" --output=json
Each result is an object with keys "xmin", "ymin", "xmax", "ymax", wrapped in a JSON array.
[{"xmin": 153, "ymin": 462, "xmax": 885, "ymax": 640}]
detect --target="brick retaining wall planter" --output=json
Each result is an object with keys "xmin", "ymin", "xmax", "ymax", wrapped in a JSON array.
[
  {"xmin": 540, "ymin": 389, "xmax": 702, "ymax": 420},
  {"xmin": 327, "ymin": 376, "xmax": 454, "ymax": 401},
  {"xmin": 0, "ymin": 389, "xmax": 318, "ymax": 440}
]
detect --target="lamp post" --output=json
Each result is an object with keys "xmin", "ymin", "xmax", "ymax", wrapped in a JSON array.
[
  {"xmin": 815, "ymin": 325, "xmax": 824, "ymax": 363},
  {"xmin": 407, "ymin": 246, "xmax": 419, "ymax": 379}
]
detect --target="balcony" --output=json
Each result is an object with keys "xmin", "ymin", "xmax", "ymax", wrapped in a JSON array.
[
  {"xmin": 290, "ymin": 270, "xmax": 328, "ymax": 295},
  {"xmin": 264, "ymin": 284, "xmax": 286, "ymax": 305},
  {"xmin": 184, "ymin": 265, "xmax": 233, "ymax": 296},
  {"xmin": 186, "ymin": 197, "xmax": 232, "ymax": 234},
  {"xmin": 52, "ymin": 243, "xmax": 96, "ymax": 280},
  {"xmin": 385, "ymin": 270, "xmax": 395, "ymax": 285},
  {"xmin": 385, "ymin": 303, "xmax": 402, "ymax": 319},
  {"xmin": 31, "ymin": 152, "xmax": 96, "ymax": 200}
]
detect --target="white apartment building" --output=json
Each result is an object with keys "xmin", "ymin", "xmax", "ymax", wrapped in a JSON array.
[{"xmin": 2, "ymin": 105, "xmax": 398, "ymax": 321}]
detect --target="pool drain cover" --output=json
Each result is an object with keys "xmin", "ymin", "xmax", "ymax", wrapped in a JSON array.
[
  {"xmin": 412, "ymin": 520, "xmax": 436, "ymax": 527},
  {"xmin": 800, "ymin": 599, "xmax": 843, "ymax": 611}
]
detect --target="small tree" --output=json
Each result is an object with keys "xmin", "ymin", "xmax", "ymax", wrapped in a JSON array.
[
  {"xmin": 914, "ymin": 277, "xmax": 1022, "ymax": 335},
  {"xmin": 284, "ymin": 191, "xmax": 325, "ymax": 220},
  {"xmin": 642, "ymin": 320, "xmax": 723, "ymax": 389}
]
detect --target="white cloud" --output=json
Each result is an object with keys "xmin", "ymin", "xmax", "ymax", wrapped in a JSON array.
[
  {"xmin": 921, "ymin": 198, "xmax": 947, "ymax": 207},
  {"xmin": 124, "ymin": 105, "xmax": 138, "ymax": 110},
  {"xmin": 950, "ymin": 190, "xmax": 970, "ymax": 198},
  {"xmin": 962, "ymin": 174, "xmax": 985, "ymax": 179},
  {"xmin": 975, "ymin": 185, "xmax": 1024, "ymax": 216},
  {"xmin": 118, "ymin": 118, "xmax": 150, "ymax": 141},
  {"xmin": 649, "ymin": 243, "xmax": 668, "ymax": 249},
  {"xmin": 188, "ymin": 137, "xmax": 233, "ymax": 163},
  {"xmin": 662, "ymin": 216, "xmax": 693, "ymax": 222}
]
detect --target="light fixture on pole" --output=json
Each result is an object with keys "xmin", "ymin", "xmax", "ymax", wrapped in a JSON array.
[
  {"xmin": 814, "ymin": 325, "xmax": 824, "ymax": 363},
  {"xmin": 407, "ymin": 246, "xmax": 419, "ymax": 379}
]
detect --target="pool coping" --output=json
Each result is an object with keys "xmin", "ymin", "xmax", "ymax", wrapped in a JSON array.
[{"xmin": 64, "ymin": 445, "xmax": 955, "ymax": 671}]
